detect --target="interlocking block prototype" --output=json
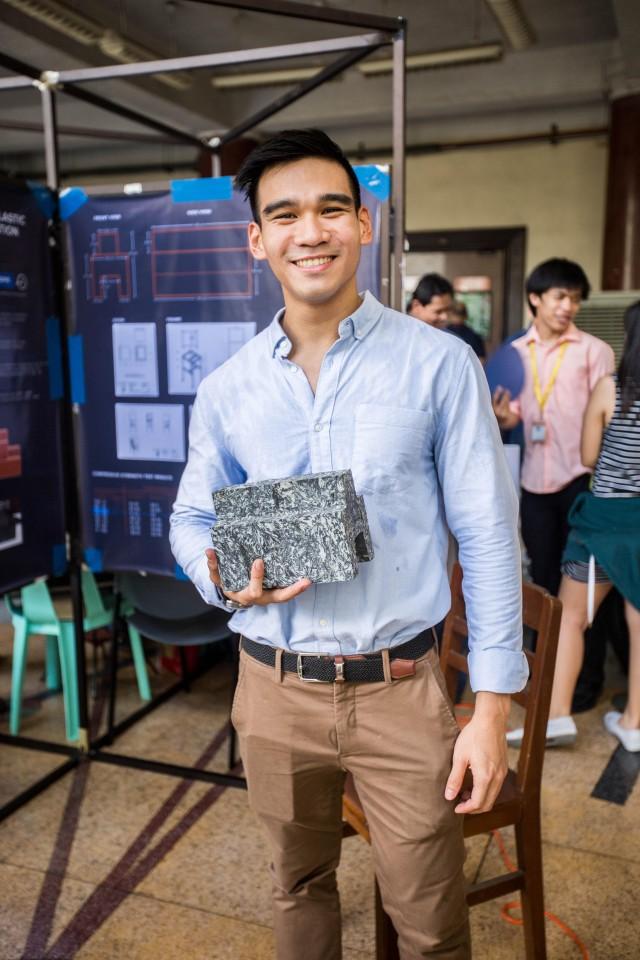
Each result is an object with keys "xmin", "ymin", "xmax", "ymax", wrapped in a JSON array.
[{"xmin": 211, "ymin": 470, "xmax": 374, "ymax": 592}]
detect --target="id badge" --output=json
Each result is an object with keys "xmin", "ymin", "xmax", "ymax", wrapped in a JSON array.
[{"xmin": 531, "ymin": 421, "xmax": 546, "ymax": 443}]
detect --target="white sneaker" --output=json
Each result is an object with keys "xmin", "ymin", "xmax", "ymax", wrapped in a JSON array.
[
  {"xmin": 603, "ymin": 712, "xmax": 640, "ymax": 752},
  {"xmin": 506, "ymin": 715, "xmax": 577, "ymax": 748}
]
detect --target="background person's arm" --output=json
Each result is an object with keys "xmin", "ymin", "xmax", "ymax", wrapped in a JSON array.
[{"xmin": 581, "ymin": 375, "xmax": 615, "ymax": 468}]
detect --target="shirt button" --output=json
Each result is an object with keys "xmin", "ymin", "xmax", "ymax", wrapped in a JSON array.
[
  {"xmin": 319, "ymin": 618, "xmax": 328, "ymax": 627},
  {"xmin": 314, "ymin": 422, "xmax": 323, "ymax": 432}
]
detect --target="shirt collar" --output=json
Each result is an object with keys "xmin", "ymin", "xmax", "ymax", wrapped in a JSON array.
[
  {"xmin": 524, "ymin": 321, "xmax": 581, "ymax": 346},
  {"xmin": 269, "ymin": 290, "xmax": 384, "ymax": 359}
]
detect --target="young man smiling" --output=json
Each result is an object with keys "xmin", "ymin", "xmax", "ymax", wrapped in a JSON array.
[
  {"xmin": 170, "ymin": 129, "xmax": 527, "ymax": 960},
  {"xmin": 493, "ymin": 258, "xmax": 614, "ymax": 597}
]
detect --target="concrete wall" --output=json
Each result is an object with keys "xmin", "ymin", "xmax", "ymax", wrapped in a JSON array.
[{"xmin": 406, "ymin": 135, "xmax": 609, "ymax": 290}]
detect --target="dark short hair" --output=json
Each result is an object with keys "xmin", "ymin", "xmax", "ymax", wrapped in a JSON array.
[
  {"xmin": 450, "ymin": 300, "xmax": 468, "ymax": 321},
  {"xmin": 525, "ymin": 258, "xmax": 591, "ymax": 315},
  {"xmin": 234, "ymin": 128, "xmax": 361, "ymax": 222},
  {"xmin": 410, "ymin": 273, "xmax": 454, "ymax": 307}
]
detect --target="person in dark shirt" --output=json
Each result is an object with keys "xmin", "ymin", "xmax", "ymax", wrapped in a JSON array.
[{"xmin": 447, "ymin": 300, "xmax": 486, "ymax": 363}]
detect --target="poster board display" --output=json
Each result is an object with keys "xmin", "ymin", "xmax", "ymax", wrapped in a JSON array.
[
  {"xmin": 63, "ymin": 168, "xmax": 389, "ymax": 575},
  {"xmin": 0, "ymin": 182, "xmax": 66, "ymax": 592}
]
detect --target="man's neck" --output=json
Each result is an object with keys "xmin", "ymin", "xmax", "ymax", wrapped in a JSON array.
[
  {"xmin": 533, "ymin": 318, "xmax": 568, "ymax": 344},
  {"xmin": 281, "ymin": 288, "xmax": 363, "ymax": 353}
]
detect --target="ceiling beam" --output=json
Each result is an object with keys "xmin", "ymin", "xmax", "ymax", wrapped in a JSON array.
[{"xmin": 186, "ymin": 0, "xmax": 401, "ymax": 33}]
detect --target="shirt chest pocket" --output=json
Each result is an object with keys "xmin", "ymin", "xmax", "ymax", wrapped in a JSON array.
[{"xmin": 351, "ymin": 403, "xmax": 432, "ymax": 496}]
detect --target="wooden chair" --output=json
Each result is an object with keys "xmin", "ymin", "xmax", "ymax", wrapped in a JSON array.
[{"xmin": 342, "ymin": 563, "xmax": 562, "ymax": 960}]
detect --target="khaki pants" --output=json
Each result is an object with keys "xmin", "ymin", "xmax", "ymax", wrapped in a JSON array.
[{"xmin": 232, "ymin": 643, "xmax": 471, "ymax": 960}]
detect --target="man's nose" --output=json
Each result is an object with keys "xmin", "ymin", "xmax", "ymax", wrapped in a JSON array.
[{"xmin": 294, "ymin": 214, "xmax": 327, "ymax": 245}]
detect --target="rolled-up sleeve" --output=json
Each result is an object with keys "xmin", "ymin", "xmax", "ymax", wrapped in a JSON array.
[
  {"xmin": 170, "ymin": 381, "xmax": 245, "ymax": 607},
  {"xmin": 434, "ymin": 350, "xmax": 529, "ymax": 693}
]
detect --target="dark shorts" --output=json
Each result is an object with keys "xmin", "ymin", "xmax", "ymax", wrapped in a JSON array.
[{"xmin": 561, "ymin": 559, "xmax": 610, "ymax": 584}]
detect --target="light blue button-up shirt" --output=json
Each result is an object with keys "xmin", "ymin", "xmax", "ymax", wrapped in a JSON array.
[{"xmin": 170, "ymin": 291, "xmax": 528, "ymax": 693}]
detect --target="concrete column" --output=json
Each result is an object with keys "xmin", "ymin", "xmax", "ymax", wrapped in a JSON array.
[{"xmin": 602, "ymin": 94, "xmax": 640, "ymax": 289}]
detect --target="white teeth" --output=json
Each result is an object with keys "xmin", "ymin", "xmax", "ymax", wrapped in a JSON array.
[{"xmin": 295, "ymin": 256, "xmax": 333, "ymax": 267}]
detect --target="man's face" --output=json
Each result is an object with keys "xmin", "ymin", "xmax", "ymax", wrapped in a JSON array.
[
  {"xmin": 409, "ymin": 293, "xmax": 453, "ymax": 328},
  {"xmin": 248, "ymin": 157, "xmax": 372, "ymax": 310},
  {"xmin": 530, "ymin": 287, "xmax": 582, "ymax": 337}
]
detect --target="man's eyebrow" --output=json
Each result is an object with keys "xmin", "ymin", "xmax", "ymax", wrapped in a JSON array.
[
  {"xmin": 262, "ymin": 198, "xmax": 295, "ymax": 217},
  {"xmin": 261, "ymin": 192, "xmax": 354, "ymax": 218},
  {"xmin": 318, "ymin": 192, "xmax": 354, "ymax": 206}
]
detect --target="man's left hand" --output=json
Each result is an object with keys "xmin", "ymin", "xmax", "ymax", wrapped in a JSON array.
[{"xmin": 444, "ymin": 692, "xmax": 510, "ymax": 814}]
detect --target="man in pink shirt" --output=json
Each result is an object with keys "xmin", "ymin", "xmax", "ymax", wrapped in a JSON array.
[{"xmin": 493, "ymin": 258, "xmax": 614, "ymax": 596}]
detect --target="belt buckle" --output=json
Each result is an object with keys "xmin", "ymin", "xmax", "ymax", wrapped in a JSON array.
[{"xmin": 297, "ymin": 654, "xmax": 333, "ymax": 683}]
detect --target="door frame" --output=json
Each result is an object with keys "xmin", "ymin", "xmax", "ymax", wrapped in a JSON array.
[{"xmin": 406, "ymin": 227, "xmax": 527, "ymax": 340}]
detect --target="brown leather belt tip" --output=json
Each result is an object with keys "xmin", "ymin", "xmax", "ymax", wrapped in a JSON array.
[{"xmin": 240, "ymin": 630, "xmax": 434, "ymax": 684}]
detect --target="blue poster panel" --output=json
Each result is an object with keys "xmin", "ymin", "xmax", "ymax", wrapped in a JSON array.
[
  {"xmin": 63, "ymin": 170, "xmax": 389, "ymax": 575},
  {"xmin": 0, "ymin": 182, "xmax": 66, "ymax": 592}
]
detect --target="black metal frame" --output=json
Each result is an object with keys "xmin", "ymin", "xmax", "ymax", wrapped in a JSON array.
[{"xmin": 0, "ymin": 0, "xmax": 406, "ymax": 818}]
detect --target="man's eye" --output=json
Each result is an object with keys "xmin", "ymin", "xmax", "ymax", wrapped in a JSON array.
[{"xmin": 323, "ymin": 206, "xmax": 346, "ymax": 215}]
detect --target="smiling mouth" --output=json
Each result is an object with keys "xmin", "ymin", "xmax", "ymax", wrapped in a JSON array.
[{"xmin": 292, "ymin": 255, "xmax": 336, "ymax": 268}]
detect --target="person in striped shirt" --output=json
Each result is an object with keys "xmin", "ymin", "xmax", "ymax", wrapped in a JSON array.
[{"xmin": 508, "ymin": 301, "xmax": 640, "ymax": 750}]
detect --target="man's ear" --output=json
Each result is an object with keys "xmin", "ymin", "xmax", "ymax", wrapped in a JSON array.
[
  {"xmin": 248, "ymin": 221, "xmax": 267, "ymax": 260},
  {"xmin": 358, "ymin": 205, "xmax": 373, "ymax": 246}
]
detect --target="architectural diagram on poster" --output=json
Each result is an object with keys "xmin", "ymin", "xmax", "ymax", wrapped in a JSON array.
[
  {"xmin": 146, "ymin": 221, "xmax": 252, "ymax": 301},
  {"xmin": 166, "ymin": 322, "xmax": 256, "ymax": 394},
  {"xmin": 115, "ymin": 403, "xmax": 185, "ymax": 462},
  {"xmin": 84, "ymin": 228, "xmax": 137, "ymax": 304},
  {"xmin": 112, "ymin": 323, "xmax": 159, "ymax": 397},
  {"xmin": 0, "ymin": 500, "xmax": 23, "ymax": 551}
]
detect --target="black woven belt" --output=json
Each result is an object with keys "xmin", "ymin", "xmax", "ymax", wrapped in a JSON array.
[{"xmin": 240, "ymin": 630, "xmax": 434, "ymax": 683}]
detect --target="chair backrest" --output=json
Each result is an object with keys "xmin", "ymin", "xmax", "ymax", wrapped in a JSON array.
[
  {"xmin": 20, "ymin": 579, "xmax": 58, "ymax": 624},
  {"xmin": 81, "ymin": 567, "xmax": 108, "ymax": 619},
  {"xmin": 117, "ymin": 572, "xmax": 211, "ymax": 620},
  {"xmin": 440, "ymin": 563, "xmax": 562, "ymax": 792}
]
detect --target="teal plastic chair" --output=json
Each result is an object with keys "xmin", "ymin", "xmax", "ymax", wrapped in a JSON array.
[{"xmin": 5, "ymin": 569, "xmax": 151, "ymax": 742}]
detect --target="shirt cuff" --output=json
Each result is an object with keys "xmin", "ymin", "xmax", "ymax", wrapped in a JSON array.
[
  {"xmin": 467, "ymin": 647, "xmax": 529, "ymax": 694},
  {"xmin": 193, "ymin": 553, "xmax": 228, "ymax": 609}
]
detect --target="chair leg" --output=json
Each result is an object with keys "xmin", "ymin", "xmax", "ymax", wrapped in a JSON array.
[
  {"xmin": 105, "ymin": 617, "xmax": 121, "ymax": 743},
  {"xmin": 45, "ymin": 636, "xmax": 61, "ymax": 690},
  {"xmin": 128, "ymin": 623, "xmax": 151, "ymax": 701},
  {"xmin": 515, "ymin": 807, "xmax": 547, "ymax": 960},
  {"xmin": 9, "ymin": 619, "xmax": 29, "ymax": 736},
  {"xmin": 227, "ymin": 635, "xmax": 240, "ymax": 772},
  {"xmin": 179, "ymin": 646, "xmax": 190, "ymax": 692},
  {"xmin": 58, "ymin": 623, "xmax": 80, "ymax": 742},
  {"xmin": 374, "ymin": 878, "xmax": 400, "ymax": 960}
]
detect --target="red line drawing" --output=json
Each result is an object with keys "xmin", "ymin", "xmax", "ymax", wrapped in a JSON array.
[{"xmin": 149, "ymin": 222, "xmax": 252, "ymax": 301}]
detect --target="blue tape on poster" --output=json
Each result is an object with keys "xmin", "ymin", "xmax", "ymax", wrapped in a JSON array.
[
  {"xmin": 59, "ymin": 187, "xmax": 88, "ymax": 220},
  {"xmin": 46, "ymin": 316, "xmax": 64, "ymax": 399},
  {"xmin": 170, "ymin": 177, "xmax": 233, "ymax": 203},
  {"xmin": 174, "ymin": 563, "xmax": 189, "ymax": 581},
  {"xmin": 355, "ymin": 165, "xmax": 390, "ymax": 202},
  {"xmin": 52, "ymin": 544, "xmax": 68, "ymax": 577},
  {"xmin": 68, "ymin": 335, "xmax": 86, "ymax": 404},
  {"xmin": 85, "ymin": 548, "xmax": 103, "ymax": 572},
  {"xmin": 27, "ymin": 181, "xmax": 56, "ymax": 220}
]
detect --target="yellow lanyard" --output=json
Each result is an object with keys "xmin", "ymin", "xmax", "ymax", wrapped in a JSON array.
[{"xmin": 529, "ymin": 340, "xmax": 569, "ymax": 412}]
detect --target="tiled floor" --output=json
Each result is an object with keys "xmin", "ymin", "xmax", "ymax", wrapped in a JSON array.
[{"xmin": 0, "ymin": 626, "xmax": 638, "ymax": 959}]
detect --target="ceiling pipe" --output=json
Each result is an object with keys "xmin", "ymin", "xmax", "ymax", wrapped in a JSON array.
[{"xmin": 484, "ymin": 0, "xmax": 536, "ymax": 50}]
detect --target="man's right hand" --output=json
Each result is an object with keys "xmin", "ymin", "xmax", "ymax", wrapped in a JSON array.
[
  {"xmin": 491, "ymin": 386, "xmax": 516, "ymax": 430},
  {"xmin": 205, "ymin": 548, "xmax": 311, "ymax": 607}
]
